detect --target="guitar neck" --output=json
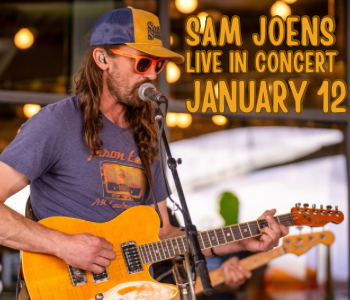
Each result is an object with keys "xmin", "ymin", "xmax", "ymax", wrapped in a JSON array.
[
  {"xmin": 239, "ymin": 246, "xmax": 285, "ymax": 270},
  {"xmin": 138, "ymin": 213, "xmax": 294, "ymax": 265},
  {"xmin": 194, "ymin": 247, "xmax": 285, "ymax": 295}
]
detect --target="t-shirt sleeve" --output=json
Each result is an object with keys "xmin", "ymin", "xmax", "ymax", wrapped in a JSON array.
[
  {"xmin": 147, "ymin": 158, "xmax": 171, "ymax": 204},
  {"xmin": 0, "ymin": 105, "xmax": 67, "ymax": 182}
]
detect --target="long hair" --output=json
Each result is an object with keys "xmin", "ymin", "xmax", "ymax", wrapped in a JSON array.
[{"xmin": 74, "ymin": 46, "xmax": 159, "ymax": 164}]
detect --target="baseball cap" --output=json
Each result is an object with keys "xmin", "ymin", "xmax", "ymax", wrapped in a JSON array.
[{"xmin": 90, "ymin": 8, "xmax": 184, "ymax": 64}]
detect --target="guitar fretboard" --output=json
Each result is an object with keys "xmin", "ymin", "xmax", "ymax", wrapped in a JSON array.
[{"xmin": 138, "ymin": 213, "xmax": 294, "ymax": 265}]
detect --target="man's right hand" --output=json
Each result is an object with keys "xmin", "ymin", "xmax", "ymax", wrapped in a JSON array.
[{"xmin": 56, "ymin": 232, "xmax": 116, "ymax": 274}]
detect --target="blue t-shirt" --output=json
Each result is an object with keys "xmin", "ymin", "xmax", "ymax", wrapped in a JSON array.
[{"xmin": 0, "ymin": 96, "xmax": 168, "ymax": 222}]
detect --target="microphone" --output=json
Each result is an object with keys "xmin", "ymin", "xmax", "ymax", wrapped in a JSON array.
[{"xmin": 138, "ymin": 83, "xmax": 167, "ymax": 104}]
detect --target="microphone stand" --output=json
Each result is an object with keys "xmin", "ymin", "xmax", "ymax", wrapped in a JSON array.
[{"xmin": 153, "ymin": 103, "xmax": 213, "ymax": 298}]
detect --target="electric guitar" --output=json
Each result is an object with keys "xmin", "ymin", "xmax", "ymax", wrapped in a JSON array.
[
  {"xmin": 193, "ymin": 230, "xmax": 335, "ymax": 295},
  {"xmin": 21, "ymin": 204, "xmax": 343, "ymax": 299}
]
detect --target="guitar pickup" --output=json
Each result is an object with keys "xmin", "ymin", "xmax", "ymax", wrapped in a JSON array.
[
  {"xmin": 67, "ymin": 265, "xmax": 87, "ymax": 286},
  {"xmin": 121, "ymin": 241, "xmax": 143, "ymax": 274},
  {"xmin": 92, "ymin": 268, "xmax": 109, "ymax": 284}
]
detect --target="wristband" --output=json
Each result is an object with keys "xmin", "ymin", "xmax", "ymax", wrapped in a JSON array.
[{"xmin": 210, "ymin": 247, "xmax": 219, "ymax": 257}]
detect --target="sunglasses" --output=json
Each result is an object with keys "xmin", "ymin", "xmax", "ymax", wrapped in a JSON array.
[{"xmin": 110, "ymin": 49, "xmax": 166, "ymax": 74}]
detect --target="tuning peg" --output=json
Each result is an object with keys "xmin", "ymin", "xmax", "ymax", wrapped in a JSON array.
[
  {"xmin": 326, "ymin": 205, "xmax": 332, "ymax": 210},
  {"xmin": 295, "ymin": 203, "xmax": 301, "ymax": 207},
  {"xmin": 303, "ymin": 203, "xmax": 309, "ymax": 208},
  {"xmin": 320, "ymin": 204, "xmax": 324, "ymax": 209},
  {"xmin": 335, "ymin": 206, "xmax": 338, "ymax": 211},
  {"xmin": 312, "ymin": 204, "xmax": 316, "ymax": 209}
]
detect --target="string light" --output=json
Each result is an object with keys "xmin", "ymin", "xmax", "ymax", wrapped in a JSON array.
[
  {"xmin": 175, "ymin": 0, "xmax": 198, "ymax": 14},
  {"xmin": 166, "ymin": 113, "xmax": 178, "ymax": 127},
  {"xmin": 23, "ymin": 104, "xmax": 41, "ymax": 118},
  {"xmin": 212, "ymin": 115, "xmax": 228, "ymax": 126},
  {"xmin": 177, "ymin": 113, "xmax": 192, "ymax": 128},
  {"xmin": 271, "ymin": 1, "xmax": 291, "ymax": 20},
  {"xmin": 14, "ymin": 28, "xmax": 34, "ymax": 49},
  {"xmin": 166, "ymin": 113, "xmax": 192, "ymax": 128},
  {"xmin": 166, "ymin": 62, "xmax": 181, "ymax": 83}
]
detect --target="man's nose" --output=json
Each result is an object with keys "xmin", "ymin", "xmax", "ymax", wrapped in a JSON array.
[{"xmin": 143, "ymin": 65, "xmax": 158, "ymax": 81}]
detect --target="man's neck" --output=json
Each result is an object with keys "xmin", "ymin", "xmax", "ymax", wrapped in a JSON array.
[{"xmin": 100, "ymin": 94, "xmax": 128, "ymax": 128}]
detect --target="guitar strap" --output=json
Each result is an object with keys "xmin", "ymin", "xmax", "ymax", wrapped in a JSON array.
[{"xmin": 140, "ymin": 153, "xmax": 163, "ymax": 228}]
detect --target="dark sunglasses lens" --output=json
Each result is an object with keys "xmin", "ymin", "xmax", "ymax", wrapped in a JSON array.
[
  {"xmin": 137, "ymin": 58, "xmax": 152, "ymax": 72},
  {"xmin": 155, "ymin": 60, "xmax": 166, "ymax": 73}
]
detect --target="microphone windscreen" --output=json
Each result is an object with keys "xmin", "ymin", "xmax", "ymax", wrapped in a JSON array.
[{"xmin": 138, "ymin": 83, "xmax": 156, "ymax": 101}]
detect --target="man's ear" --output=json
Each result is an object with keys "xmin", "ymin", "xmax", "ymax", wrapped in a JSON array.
[{"xmin": 93, "ymin": 48, "xmax": 109, "ymax": 70}]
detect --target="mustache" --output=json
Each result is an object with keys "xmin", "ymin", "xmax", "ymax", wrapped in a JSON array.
[{"xmin": 134, "ymin": 80, "xmax": 157, "ymax": 91}]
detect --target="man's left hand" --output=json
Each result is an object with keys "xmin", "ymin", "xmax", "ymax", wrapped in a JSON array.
[{"xmin": 240, "ymin": 209, "xmax": 289, "ymax": 252}]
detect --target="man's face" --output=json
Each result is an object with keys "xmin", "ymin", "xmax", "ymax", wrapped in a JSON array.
[{"xmin": 105, "ymin": 45, "xmax": 160, "ymax": 107}]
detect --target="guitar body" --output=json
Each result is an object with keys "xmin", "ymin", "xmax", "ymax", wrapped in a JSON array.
[{"xmin": 21, "ymin": 206, "xmax": 178, "ymax": 300}]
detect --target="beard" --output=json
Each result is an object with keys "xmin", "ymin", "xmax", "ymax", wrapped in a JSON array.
[{"xmin": 106, "ymin": 66, "xmax": 155, "ymax": 108}]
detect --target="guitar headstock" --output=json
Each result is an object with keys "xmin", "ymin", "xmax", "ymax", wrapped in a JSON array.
[
  {"xmin": 283, "ymin": 231, "xmax": 335, "ymax": 256},
  {"xmin": 291, "ymin": 203, "xmax": 344, "ymax": 227}
]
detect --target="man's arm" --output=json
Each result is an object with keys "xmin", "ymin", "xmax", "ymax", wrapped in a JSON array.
[
  {"xmin": 155, "ymin": 200, "xmax": 288, "ymax": 255},
  {"xmin": 152, "ymin": 200, "xmax": 183, "ymax": 239},
  {"xmin": 0, "ymin": 161, "xmax": 115, "ymax": 273}
]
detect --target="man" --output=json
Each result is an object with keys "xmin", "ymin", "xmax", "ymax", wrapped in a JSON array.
[{"xmin": 0, "ymin": 7, "xmax": 287, "ymax": 293}]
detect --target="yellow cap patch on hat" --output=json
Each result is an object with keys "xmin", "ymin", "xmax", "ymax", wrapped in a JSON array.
[{"xmin": 126, "ymin": 8, "xmax": 184, "ymax": 63}]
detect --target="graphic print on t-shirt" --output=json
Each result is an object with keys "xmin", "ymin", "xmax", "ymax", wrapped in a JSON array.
[{"xmin": 100, "ymin": 161, "xmax": 147, "ymax": 202}]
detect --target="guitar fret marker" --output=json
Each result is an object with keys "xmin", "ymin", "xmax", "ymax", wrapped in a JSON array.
[
  {"xmin": 247, "ymin": 223, "xmax": 252, "ymax": 236},
  {"xmin": 213, "ymin": 230, "xmax": 219, "ymax": 243},
  {"xmin": 164, "ymin": 241, "xmax": 170, "ymax": 257}
]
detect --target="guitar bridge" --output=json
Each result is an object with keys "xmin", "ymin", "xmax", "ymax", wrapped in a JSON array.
[
  {"xmin": 121, "ymin": 241, "xmax": 143, "ymax": 274},
  {"xmin": 67, "ymin": 265, "xmax": 87, "ymax": 286}
]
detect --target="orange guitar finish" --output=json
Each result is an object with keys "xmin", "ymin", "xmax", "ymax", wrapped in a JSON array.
[{"xmin": 22, "ymin": 206, "xmax": 178, "ymax": 300}]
